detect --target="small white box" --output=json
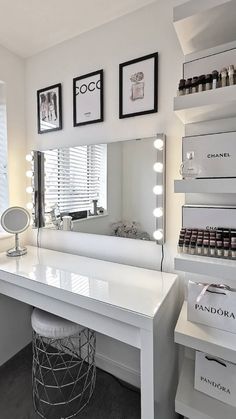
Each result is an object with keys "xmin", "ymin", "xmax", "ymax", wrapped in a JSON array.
[
  {"xmin": 182, "ymin": 205, "xmax": 236, "ymax": 230},
  {"xmin": 187, "ymin": 281, "xmax": 236, "ymax": 334},
  {"xmin": 195, "ymin": 351, "xmax": 236, "ymax": 407}
]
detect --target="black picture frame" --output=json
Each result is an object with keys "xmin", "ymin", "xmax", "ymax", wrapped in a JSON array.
[
  {"xmin": 73, "ymin": 69, "xmax": 104, "ymax": 127},
  {"xmin": 37, "ymin": 83, "xmax": 62, "ymax": 134},
  {"xmin": 119, "ymin": 52, "xmax": 158, "ymax": 119}
]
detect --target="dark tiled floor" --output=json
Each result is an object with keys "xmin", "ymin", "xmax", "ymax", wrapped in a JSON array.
[{"xmin": 0, "ymin": 345, "xmax": 141, "ymax": 419}]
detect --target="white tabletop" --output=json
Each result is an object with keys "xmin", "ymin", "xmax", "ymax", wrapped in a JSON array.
[{"xmin": 0, "ymin": 246, "xmax": 177, "ymax": 319}]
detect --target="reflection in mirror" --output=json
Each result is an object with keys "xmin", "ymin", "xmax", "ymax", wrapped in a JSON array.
[{"xmin": 32, "ymin": 135, "xmax": 165, "ymax": 243}]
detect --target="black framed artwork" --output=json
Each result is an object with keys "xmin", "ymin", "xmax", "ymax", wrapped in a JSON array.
[
  {"xmin": 119, "ymin": 52, "xmax": 158, "ymax": 119},
  {"xmin": 73, "ymin": 70, "xmax": 104, "ymax": 127},
  {"xmin": 37, "ymin": 83, "xmax": 62, "ymax": 134}
]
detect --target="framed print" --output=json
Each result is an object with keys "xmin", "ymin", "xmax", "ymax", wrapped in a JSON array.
[
  {"xmin": 37, "ymin": 83, "xmax": 62, "ymax": 134},
  {"xmin": 73, "ymin": 69, "xmax": 104, "ymax": 127},
  {"xmin": 119, "ymin": 52, "xmax": 158, "ymax": 119}
]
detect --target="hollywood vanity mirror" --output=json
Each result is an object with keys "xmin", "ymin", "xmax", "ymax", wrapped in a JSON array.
[{"xmin": 28, "ymin": 135, "xmax": 166, "ymax": 244}]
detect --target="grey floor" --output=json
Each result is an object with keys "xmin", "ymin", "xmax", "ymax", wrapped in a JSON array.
[{"xmin": 0, "ymin": 345, "xmax": 141, "ymax": 419}]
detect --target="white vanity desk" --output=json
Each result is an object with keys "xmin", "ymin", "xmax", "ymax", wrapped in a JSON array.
[{"xmin": 0, "ymin": 245, "xmax": 179, "ymax": 419}]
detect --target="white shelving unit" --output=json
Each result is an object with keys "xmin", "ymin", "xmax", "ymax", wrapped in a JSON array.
[
  {"xmin": 173, "ymin": 0, "xmax": 236, "ymax": 55},
  {"xmin": 175, "ymin": 357, "xmax": 236, "ymax": 419},
  {"xmin": 175, "ymin": 253, "xmax": 236, "ymax": 283},
  {"xmin": 174, "ymin": 85, "xmax": 236, "ymax": 124},
  {"xmin": 174, "ymin": 178, "xmax": 236, "ymax": 194},
  {"xmin": 175, "ymin": 302, "xmax": 236, "ymax": 364},
  {"xmin": 173, "ymin": 2, "xmax": 236, "ymax": 418}
]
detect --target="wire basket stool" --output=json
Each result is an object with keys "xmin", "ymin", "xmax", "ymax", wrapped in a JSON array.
[{"xmin": 32, "ymin": 328, "xmax": 96, "ymax": 419}]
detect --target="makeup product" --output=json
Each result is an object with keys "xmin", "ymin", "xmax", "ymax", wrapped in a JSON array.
[
  {"xmin": 209, "ymin": 239, "xmax": 216, "ymax": 257},
  {"xmin": 228, "ymin": 65, "xmax": 235, "ymax": 86},
  {"xmin": 196, "ymin": 238, "xmax": 203, "ymax": 255},
  {"xmin": 212, "ymin": 70, "xmax": 219, "ymax": 89},
  {"xmin": 203, "ymin": 238, "xmax": 209, "ymax": 256},
  {"xmin": 216, "ymin": 240, "xmax": 223, "ymax": 257},
  {"xmin": 183, "ymin": 238, "xmax": 190, "ymax": 254},
  {"xmin": 178, "ymin": 79, "xmax": 186, "ymax": 96},
  {"xmin": 231, "ymin": 242, "xmax": 236, "ymax": 258},
  {"xmin": 185, "ymin": 78, "xmax": 192, "ymax": 95},
  {"xmin": 223, "ymin": 240, "xmax": 230, "ymax": 258},
  {"xmin": 191, "ymin": 77, "xmax": 198, "ymax": 94},
  {"xmin": 198, "ymin": 75, "xmax": 206, "ymax": 92},
  {"xmin": 220, "ymin": 67, "xmax": 228, "ymax": 87},
  {"xmin": 205, "ymin": 74, "xmax": 212, "ymax": 90},
  {"xmin": 178, "ymin": 238, "xmax": 184, "ymax": 253}
]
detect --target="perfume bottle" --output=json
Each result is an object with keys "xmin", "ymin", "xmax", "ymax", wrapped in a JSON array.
[
  {"xmin": 179, "ymin": 151, "xmax": 200, "ymax": 179},
  {"xmin": 130, "ymin": 72, "xmax": 144, "ymax": 101}
]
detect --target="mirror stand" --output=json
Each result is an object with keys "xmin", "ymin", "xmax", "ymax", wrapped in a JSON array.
[{"xmin": 7, "ymin": 233, "xmax": 27, "ymax": 257}]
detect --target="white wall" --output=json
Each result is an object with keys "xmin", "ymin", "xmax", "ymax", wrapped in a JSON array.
[
  {"xmin": 0, "ymin": 44, "xmax": 32, "ymax": 365},
  {"xmin": 25, "ymin": 0, "xmax": 184, "ymax": 384}
]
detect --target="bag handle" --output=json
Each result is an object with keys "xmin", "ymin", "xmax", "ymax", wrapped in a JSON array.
[
  {"xmin": 205, "ymin": 355, "xmax": 227, "ymax": 368},
  {"xmin": 196, "ymin": 283, "xmax": 231, "ymax": 303}
]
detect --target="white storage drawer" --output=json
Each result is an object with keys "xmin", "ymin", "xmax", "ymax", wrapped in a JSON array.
[
  {"xmin": 182, "ymin": 205, "xmax": 236, "ymax": 230},
  {"xmin": 183, "ymin": 132, "xmax": 236, "ymax": 179}
]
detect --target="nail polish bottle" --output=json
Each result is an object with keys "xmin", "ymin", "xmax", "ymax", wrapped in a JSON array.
[
  {"xmin": 178, "ymin": 239, "xmax": 184, "ymax": 253},
  {"xmin": 223, "ymin": 240, "xmax": 230, "ymax": 258},
  {"xmin": 190, "ymin": 236, "xmax": 197, "ymax": 255},
  {"xmin": 231, "ymin": 242, "xmax": 236, "ymax": 259},
  {"xmin": 210, "ymin": 240, "xmax": 216, "ymax": 257},
  {"xmin": 216, "ymin": 240, "xmax": 223, "ymax": 258},
  {"xmin": 203, "ymin": 238, "xmax": 209, "ymax": 256},
  {"xmin": 196, "ymin": 238, "xmax": 203, "ymax": 255},
  {"xmin": 183, "ymin": 239, "xmax": 190, "ymax": 254}
]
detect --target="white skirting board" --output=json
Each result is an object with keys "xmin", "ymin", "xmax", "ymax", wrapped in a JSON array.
[{"xmin": 95, "ymin": 352, "xmax": 140, "ymax": 388}]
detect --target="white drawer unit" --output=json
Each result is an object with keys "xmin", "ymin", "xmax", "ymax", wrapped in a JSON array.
[
  {"xmin": 182, "ymin": 205, "xmax": 236, "ymax": 230},
  {"xmin": 183, "ymin": 132, "xmax": 236, "ymax": 179}
]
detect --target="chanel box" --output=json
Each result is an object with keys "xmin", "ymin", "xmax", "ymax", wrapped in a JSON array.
[
  {"xmin": 187, "ymin": 281, "xmax": 236, "ymax": 333},
  {"xmin": 195, "ymin": 351, "xmax": 236, "ymax": 407},
  {"xmin": 182, "ymin": 205, "xmax": 236, "ymax": 230},
  {"xmin": 182, "ymin": 132, "xmax": 236, "ymax": 178}
]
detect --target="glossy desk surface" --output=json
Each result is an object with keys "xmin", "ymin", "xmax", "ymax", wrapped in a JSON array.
[{"xmin": 0, "ymin": 246, "xmax": 177, "ymax": 319}]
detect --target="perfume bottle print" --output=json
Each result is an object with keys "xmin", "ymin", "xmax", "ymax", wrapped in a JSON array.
[{"xmin": 130, "ymin": 72, "xmax": 144, "ymax": 101}]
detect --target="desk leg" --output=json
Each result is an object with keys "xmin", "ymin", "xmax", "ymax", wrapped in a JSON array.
[{"xmin": 140, "ymin": 328, "xmax": 155, "ymax": 419}]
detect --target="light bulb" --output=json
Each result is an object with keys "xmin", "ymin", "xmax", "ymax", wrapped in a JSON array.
[
  {"xmin": 26, "ymin": 202, "xmax": 33, "ymax": 210},
  {"xmin": 153, "ymin": 230, "xmax": 163, "ymax": 241},
  {"xmin": 154, "ymin": 139, "xmax": 164, "ymax": 150},
  {"xmin": 153, "ymin": 162, "xmax": 163, "ymax": 173},
  {"xmin": 26, "ymin": 186, "xmax": 33, "ymax": 194},
  {"xmin": 153, "ymin": 207, "xmax": 163, "ymax": 218},
  {"xmin": 26, "ymin": 170, "xmax": 33, "ymax": 178},
  {"xmin": 26, "ymin": 154, "xmax": 33, "ymax": 162},
  {"xmin": 153, "ymin": 185, "xmax": 163, "ymax": 195}
]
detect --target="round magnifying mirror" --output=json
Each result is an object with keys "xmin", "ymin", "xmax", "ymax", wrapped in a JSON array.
[{"xmin": 1, "ymin": 207, "xmax": 30, "ymax": 257}]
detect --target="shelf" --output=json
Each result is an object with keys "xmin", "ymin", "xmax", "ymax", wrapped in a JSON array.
[
  {"xmin": 174, "ymin": 178, "xmax": 236, "ymax": 194},
  {"xmin": 175, "ymin": 302, "xmax": 236, "ymax": 364},
  {"xmin": 176, "ymin": 357, "xmax": 236, "ymax": 419},
  {"xmin": 175, "ymin": 253, "xmax": 236, "ymax": 283},
  {"xmin": 174, "ymin": 85, "xmax": 236, "ymax": 124},
  {"xmin": 173, "ymin": 0, "xmax": 236, "ymax": 55}
]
